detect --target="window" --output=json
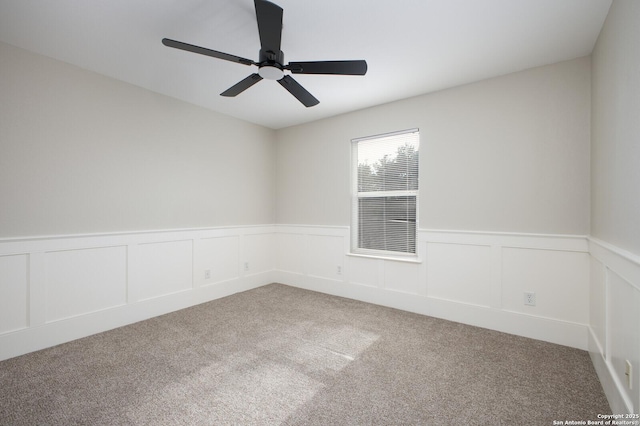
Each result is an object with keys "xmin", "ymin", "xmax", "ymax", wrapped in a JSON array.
[{"xmin": 351, "ymin": 129, "xmax": 419, "ymax": 257}]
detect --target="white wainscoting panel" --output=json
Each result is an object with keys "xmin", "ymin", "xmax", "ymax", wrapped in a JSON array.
[
  {"xmin": 502, "ymin": 248, "xmax": 589, "ymax": 324},
  {"xmin": 194, "ymin": 235, "xmax": 240, "ymax": 285},
  {"xmin": 383, "ymin": 260, "xmax": 420, "ymax": 294},
  {"xmin": 0, "ymin": 225, "xmax": 275, "ymax": 361},
  {"xmin": 589, "ymin": 256, "xmax": 607, "ymax": 357},
  {"xmin": 275, "ymin": 225, "xmax": 590, "ymax": 351},
  {"xmin": 244, "ymin": 232, "xmax": 275, "ymax": 276},
  {"xmin": 276, "ymin": 233, "xmax": 305, "ymax": 275},
  {"xmin": 0, "ymin": 254, "xmax": 29, "ymax": 334},
  {"xmin": 607, "ymin": 271, "xmax": 640, "ymax": 412},
  {"xmin": 306, "ymin": 234, "xmax": 345, "ymax": 282},
  {"xmin": 426, "ymin": 242, "xmax": 493, "ymax": 307},
  {"xmin": 4, "ymin": 222, "xmax": 631, "ymax": 414},
  {"xmin": 196, "ymin": 236, "xmax": 239, "ymax": 286},
  {"xmin": 136, "ymin": 240, "xmax": 193, "ymax": 302},
  {"xmin": 588, "ymin": 237, "xmax": 640, "ymax": 414},
  {"xmin": 45, "ymin": 246, "xmax": 127, "ymax": 322},
  {"xmin": 346, "ymin": 256, "xmax": 380, "ymax": 288}
]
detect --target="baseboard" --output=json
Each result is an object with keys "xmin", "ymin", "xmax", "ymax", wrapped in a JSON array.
[
  {"xmin": 589, "ymin": 327, "xmax": 634, "ymax": 414},
  {"xmin": 0, "ymin": 274, "xmax": 272, "ymax": 361},
  {"xmin": 275, "ymin": 271, "xmax": 588, "ymax": 350}
]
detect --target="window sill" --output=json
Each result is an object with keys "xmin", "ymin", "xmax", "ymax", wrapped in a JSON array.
[{"xmin": 347, "ymin": 252, "xmax": 422, "ymax": 264}]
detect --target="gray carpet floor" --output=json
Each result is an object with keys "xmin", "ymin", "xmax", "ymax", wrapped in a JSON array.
[{"xmin": 0, "ymin": 283, "xmax": 610, "ymax": 425}]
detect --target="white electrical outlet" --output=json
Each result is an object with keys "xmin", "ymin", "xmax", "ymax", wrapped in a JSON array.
[
  {"xmin": 625, "ymin": 360, "xmax": 633, "ymax": 390},
  {"xmin": 204, "ymin": 269, "xmax": 211, "ymax": 280},
  {"xmin": 524, "ymin": 292, "xmax": 536, "ymax": 306},
  {"xmin": 244, "ymin": 262, "xmax": 250, "ymax": 272},
  {"xmin": 337, "ymin": 265, "xmax": 342, "ymax": 275}
]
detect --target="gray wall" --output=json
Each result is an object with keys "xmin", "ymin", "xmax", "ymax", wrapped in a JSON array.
[
  {"xmin": 591, "ymin": 0, "xmax": 640, "ymax": 256},
  {"xmin": 0, "ymin": 42, "xmax": 276, "ymax": 238},
  {"xmin": 1, "ymin": 40, "xmax": 598, "ymax": 239},
  {"xmin": 276, "ymin": 57, "xmax": 591, "ymax": 235}
]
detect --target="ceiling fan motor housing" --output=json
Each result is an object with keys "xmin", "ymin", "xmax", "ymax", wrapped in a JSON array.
[{"xmin": 258, "ymin": 48, "xmax": 285, "ymax": 80}]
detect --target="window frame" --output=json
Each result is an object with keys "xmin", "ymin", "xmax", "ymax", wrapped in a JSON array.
[{"xmin": 350, "ymin": 128, "xmax": 420, "ymax": 259}]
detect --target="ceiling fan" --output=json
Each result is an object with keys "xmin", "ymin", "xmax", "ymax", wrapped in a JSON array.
[{"xmin": 162, "ymin": 0, "xmax": 368, "ymax": 107}]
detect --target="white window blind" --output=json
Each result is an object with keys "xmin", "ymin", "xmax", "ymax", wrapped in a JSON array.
[{"xmin": 351, "ymin": 129, "xmax": 419, "ymax": 256}]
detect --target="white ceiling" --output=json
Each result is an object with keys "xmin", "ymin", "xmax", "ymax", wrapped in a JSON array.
[{"xmin": 0, "ymin": 0, "xmax": 611, "ymax": 130}]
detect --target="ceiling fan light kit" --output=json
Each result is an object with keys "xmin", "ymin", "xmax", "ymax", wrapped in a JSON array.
[
  {"xmin": 257, "ymin": 48, "xmax": 285, "ymax": 80},
  {"xmin": 258, "ymin": 66, "xmax": 284, "ymax": 80},
  {"xmin": 162, "ymin": 0, "xmax": 367, "ymax": 107}
]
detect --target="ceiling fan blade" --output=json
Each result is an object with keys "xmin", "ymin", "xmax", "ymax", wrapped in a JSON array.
[
  {"xmin": 278, "ymin": 75, "xmax": 319, "ymax": 107},
  {"xmin": 162, "ymin": 38, "xmax": 255, "ymax": 66},
  {"xmin": 254, "ymin": 0, "xmax": 283, "ymax": 54},
  {"xmin": 287, "ymin": 60, "xmax": 368, "ymax": 75},
  {"xmin": 220, "ymin": 74, "xmax": 263, "ymax": 97}
]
